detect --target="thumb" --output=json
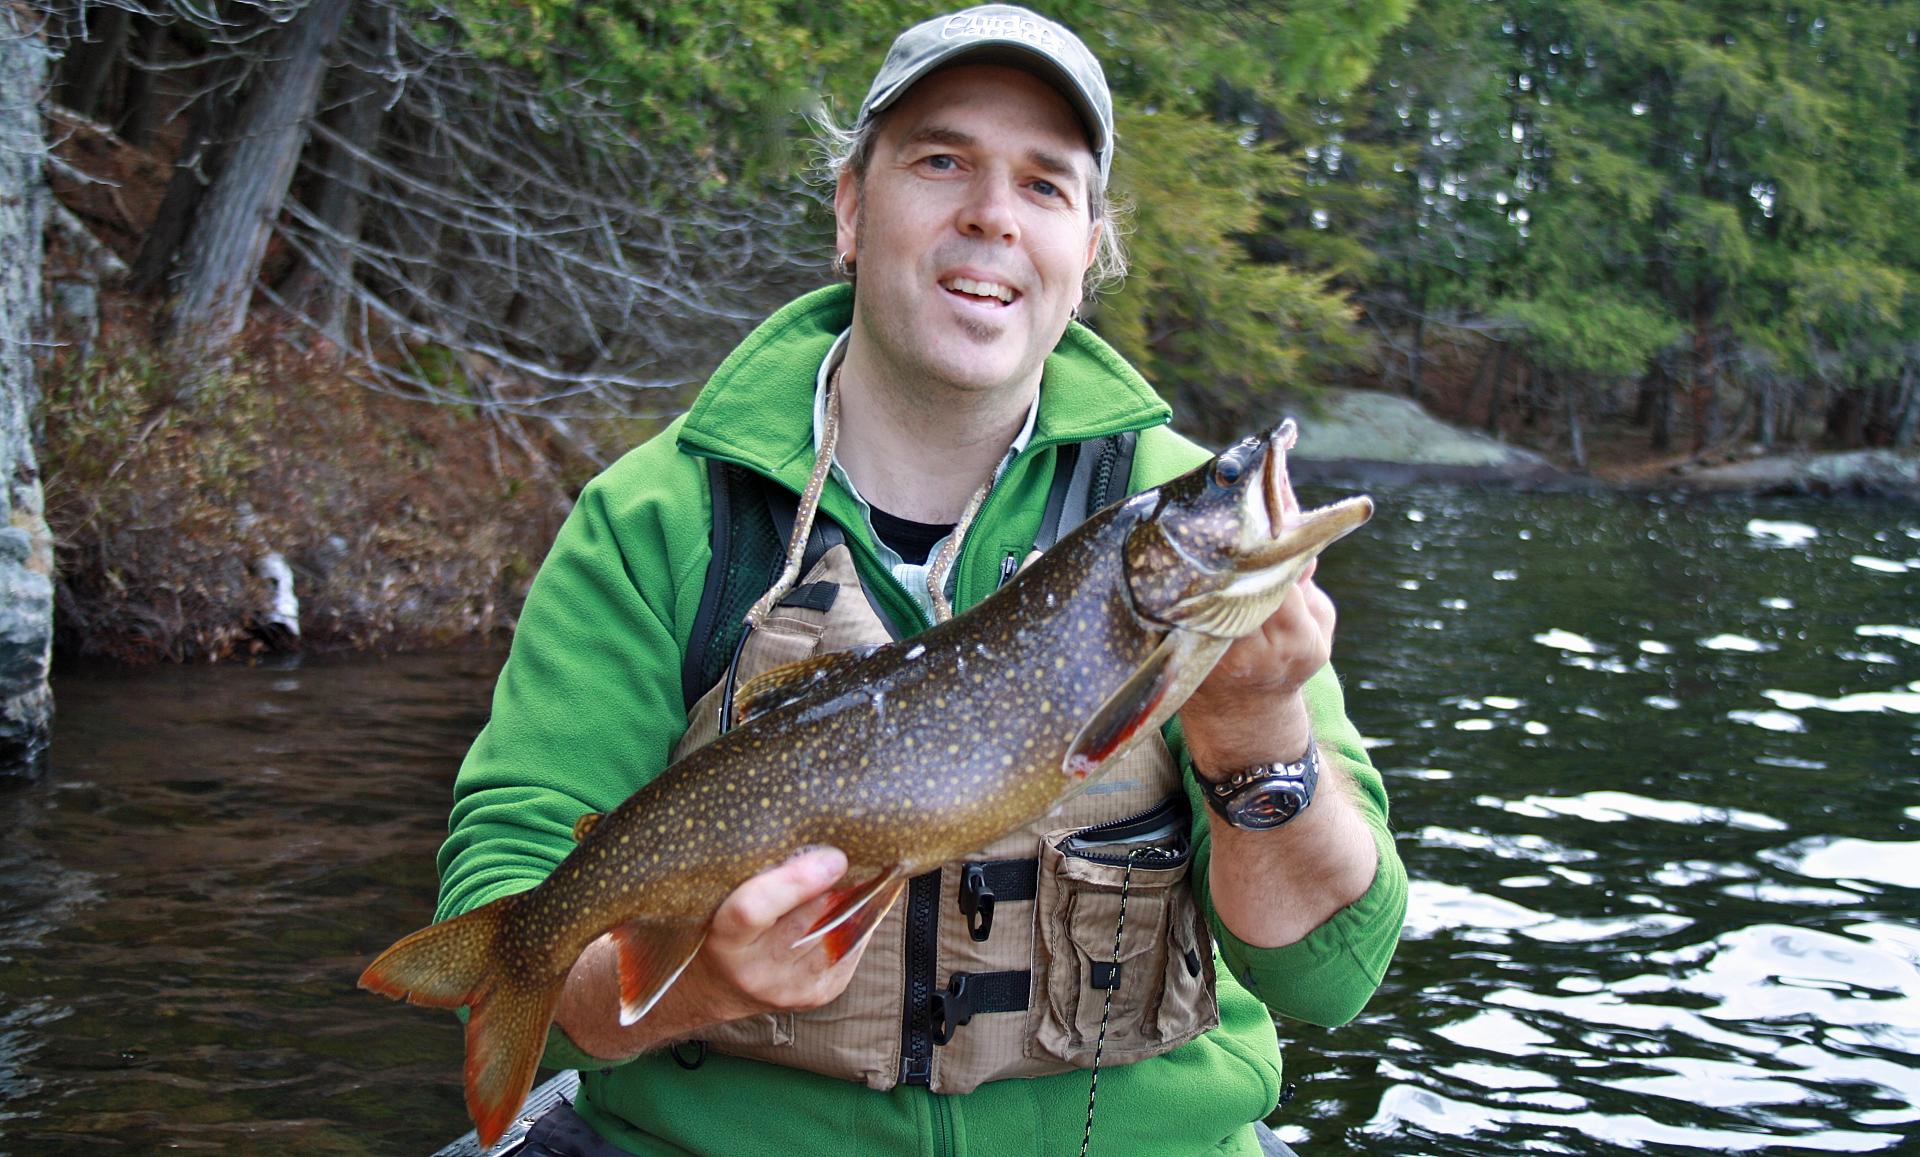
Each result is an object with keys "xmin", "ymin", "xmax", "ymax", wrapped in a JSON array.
[{"xmin": 711, "ymin": 846, "xmax": 848, "ymax": 939}]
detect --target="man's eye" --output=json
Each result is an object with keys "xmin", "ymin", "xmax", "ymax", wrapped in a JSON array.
[
  {"xmin": 924, "ymin": 154, "xmax": 957, "ymax": 171},
  {"xmin": 1032, "ymin": 179, "xmax": 1060, "ymax": 198}
]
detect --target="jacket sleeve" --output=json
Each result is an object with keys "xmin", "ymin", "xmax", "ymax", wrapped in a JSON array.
[
  {"xmin": 431, "ymin": 449, "xmax": 711, "ymax": 1070},
  {"xmin": 1131, "ymin": 424, "xmax": 1406, "ymax": 1027},
  {"xmin": 1174, "ymin": 669, "xmax": 1407, "ymax": 1027},
  {"xmin": 433, "ymin": 468, "xmax": 707, "ymax": 926}
]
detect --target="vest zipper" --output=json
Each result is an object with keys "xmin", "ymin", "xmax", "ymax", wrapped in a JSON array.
[
  {"xmin": 899, "ymin": 870, "xmax": 941, "ymax": 1086},
  {"xmin": 899, "ymin": 456, "xmax": 1023, "ymax": 1088}
]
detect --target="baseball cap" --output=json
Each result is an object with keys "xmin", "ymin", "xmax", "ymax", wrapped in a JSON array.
[{"xmin": 855, "ymin": 5, "xmax": 1114, "ymax": 183}]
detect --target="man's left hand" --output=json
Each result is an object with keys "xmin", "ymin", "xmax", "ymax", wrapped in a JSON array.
[{"xmin": 1179, "ymin": 452, "xmax": 1338, "ymax": 775}]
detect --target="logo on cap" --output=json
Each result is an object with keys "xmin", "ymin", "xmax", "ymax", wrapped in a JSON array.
[{"xmin": 940, "ymin": 11, "xmax": 1067, "ymax": 53}]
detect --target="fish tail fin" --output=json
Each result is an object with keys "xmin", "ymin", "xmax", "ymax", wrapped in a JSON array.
[
  {"xmin": 360, "ymin": 895, "xmax": 562, "ymax": 1147},
  {"xmin": 359, "ymin": 898, "xmax": 513, "ymax": 1008},
  {"xmin": 462, "ymin": 969, "xmax": 564, "ymax": 1148}
]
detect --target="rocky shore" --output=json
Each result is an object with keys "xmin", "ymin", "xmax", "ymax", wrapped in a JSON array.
[{"xmin": 1290, "ymin": 390, "xmax": 1919, "ymax": 500}]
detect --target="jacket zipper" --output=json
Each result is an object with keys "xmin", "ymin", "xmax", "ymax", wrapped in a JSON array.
[{"xmin": 931, "ymin": 1090, "xmax": 956, "ymax": 1156}]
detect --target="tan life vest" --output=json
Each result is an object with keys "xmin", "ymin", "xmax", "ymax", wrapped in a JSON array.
[{"xmin": 666, "ymin": 497, "xmax": 1221, "ymax": 1094}]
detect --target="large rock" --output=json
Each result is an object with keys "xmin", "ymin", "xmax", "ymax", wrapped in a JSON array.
[
  {"xmin": 1, "ymin": 17, "xmax": 52, "ymax": 781},
  {"xmin": 1291, "ymin": 390, "xmax": 1562, "ymax": 485},
  {"xmin": 1673, "ymin": 448, "xmax": 1920, "ymax": 500}
]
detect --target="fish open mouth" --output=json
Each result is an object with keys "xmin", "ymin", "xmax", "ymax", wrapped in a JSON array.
[{"xmin": 1227, "ymin": 423, "xmax": 1373, "ymax": 600}]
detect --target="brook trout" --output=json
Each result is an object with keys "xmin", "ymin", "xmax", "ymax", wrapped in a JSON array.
[{"xmin": 360, "ymin": 420, "xmax": 1372, "ymax": 1145}]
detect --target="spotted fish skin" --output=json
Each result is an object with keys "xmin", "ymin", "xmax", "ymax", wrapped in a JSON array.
[{"xmin": 359, "ymin": 419, "xmax": 1373, "ymax": 1147}]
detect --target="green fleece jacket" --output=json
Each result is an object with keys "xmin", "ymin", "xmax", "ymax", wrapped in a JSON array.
[{"xmin": 435, "ymin": 285, "xmax": 1405, "ymax": 1156}]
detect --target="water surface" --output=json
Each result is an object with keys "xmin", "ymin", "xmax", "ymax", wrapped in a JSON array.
[{"xmin": 1, "ymin": 485, "xmax": 1915, "ymax": 1154}]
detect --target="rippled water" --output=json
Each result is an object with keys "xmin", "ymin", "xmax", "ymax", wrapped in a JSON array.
[
  {"xmin": 0, "ymin": 486, "xmax": 1915, "ymax": 1155},
  {"xmin": 1284, "ymin": 487, "xmax": 1920, "ymax": 1155}
]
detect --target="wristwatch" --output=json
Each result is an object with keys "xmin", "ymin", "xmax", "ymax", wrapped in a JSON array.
[{"xmin": 1201, "ymin": 741, "xmax": 1320, "ymax": 830}]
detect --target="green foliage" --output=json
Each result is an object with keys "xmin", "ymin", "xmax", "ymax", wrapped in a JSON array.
[
  {"xmin": 1095, "ymin": 111, "xmax": 1364, "ymax": 436},
  {"xmin": 1265, "ymin": 0, "xmax": 1920, "ymax": 448},
  {"xmin": 41, "ymin": 346, "xmax": 267, "ymax": 522},
  {"xmin": 1497, "ymin": 287, "xmax": 1682, "ymax": 379}
]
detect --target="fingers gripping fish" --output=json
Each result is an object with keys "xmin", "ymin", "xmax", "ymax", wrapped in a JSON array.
[{"xmin": 358, "ymin": 420, "xmax": 1373, "ymax": 1146}]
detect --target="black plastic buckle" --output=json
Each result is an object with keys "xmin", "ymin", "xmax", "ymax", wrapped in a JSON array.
[
  {"xmin": 928, "ymin": 975, "xmax": 971, "ymax": 1046},
  {"xmin": 958, "ymin": 863, "xmax": 996, "ymax": 942}
]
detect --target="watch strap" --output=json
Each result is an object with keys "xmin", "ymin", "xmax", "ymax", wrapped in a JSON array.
[{"xmin": 1201, "ymin": 741, "xmax": 1320, "ymax": 830}]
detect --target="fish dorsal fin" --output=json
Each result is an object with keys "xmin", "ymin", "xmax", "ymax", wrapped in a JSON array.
[
  {"xmin": 611, "ymin": 921, "xmax": 709, "ymax": 1026},
  {"xmin": 733, "ymin": 645, "xmax": 882, "ymax": 724},
  {"xmin": 1065, "ymin": 636, "xmax": 1183, "ymax": 781},
  {"xmin": 571, "ymin": 813, "xmax": 602, "ymax": 843}
]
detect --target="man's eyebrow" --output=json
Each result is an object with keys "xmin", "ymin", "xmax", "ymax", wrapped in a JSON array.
[
  {"xmin": 903, "ymin": 125, "xmax": 977, "ymax": 151},
  {"xmin": 1023, "ymin": 147, "xmax": 1082, "ymax": 183}
]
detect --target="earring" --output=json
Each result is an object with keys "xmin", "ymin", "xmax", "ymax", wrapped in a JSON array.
[{"xmin": 833, "ymin": 251, "xmax": 856, "ymax": 280}]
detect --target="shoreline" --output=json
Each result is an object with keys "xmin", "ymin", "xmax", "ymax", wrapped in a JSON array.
[{"xmin": 1292, "ymin": 390, "xmax": 1920, "ymax": 501}]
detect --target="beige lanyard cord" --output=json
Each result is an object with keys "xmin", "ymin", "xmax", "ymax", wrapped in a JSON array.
[
  {"xmin": 745, "ymin": 371, "xmax": 844, "ymax": 629},
  {"xmin": 749, "ymin": 368, "xmax": 993, "ymax": 628}
]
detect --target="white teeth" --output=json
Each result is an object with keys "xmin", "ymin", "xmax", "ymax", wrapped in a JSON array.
[{"xmin": 944, "ymin": 276, "xmax": 1015, "ymax": 303}]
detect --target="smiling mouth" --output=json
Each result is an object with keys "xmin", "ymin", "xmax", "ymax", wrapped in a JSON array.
[{"xmin": 940, "ymin": 276, "xmax": 1018, "ymax": 306}]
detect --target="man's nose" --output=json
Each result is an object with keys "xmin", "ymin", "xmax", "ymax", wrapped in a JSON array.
[{"xmin": 957, "ymin": 174, "xmax": 1020, "ymax": 243}]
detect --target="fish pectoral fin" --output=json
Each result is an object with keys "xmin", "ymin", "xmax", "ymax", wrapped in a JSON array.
[
  {"xmin": 791, "ymin": 866, "xmax": 909, "ymax": 965},
  {"xmin": 733, "ymin": 645, "xmax": 884, "ymax": 724},
  {"xmin": 610, "ymin": 922, "xmax": 708, "ymax": 1027},
  {"xmin": 1065, "ymin": 636, "xmax": 1181, "ymax": 781},
  {"xmin": 571, "ymin": 812, "xmax": 602, "ymax": 843}
]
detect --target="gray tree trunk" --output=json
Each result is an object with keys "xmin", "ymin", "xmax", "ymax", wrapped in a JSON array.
[
  {"xmin": 163, "ymin": 0, "xmax": 353, "ymax": 353},
  {"xmin": 0, "ymin": 7, "xmax": 54, "ymax": 780},
  {"xmin": 280, "ymin": 57, "xmax": 387, "ymax": 338},
  {"xmin": 1562, "ymin": 376, "xmax": 1587, "ymax": 471}
]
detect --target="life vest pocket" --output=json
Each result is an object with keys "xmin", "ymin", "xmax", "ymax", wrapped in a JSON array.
[
  {"xmin": 687, "ymin": 1011, "xmax": 796, "ymax": 1053},
  {"xmin": 1028, "ymin": 795, "xmax": 1220, "ymax": 1066}
]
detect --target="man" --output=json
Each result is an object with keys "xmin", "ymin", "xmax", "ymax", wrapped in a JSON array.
[{"xmin": 434, "ymin": 6, "xmax": 1405, "ymax": 1153}]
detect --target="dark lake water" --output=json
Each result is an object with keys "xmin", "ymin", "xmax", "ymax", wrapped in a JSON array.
[{"xmin": 1, "ymin": 483, "xmax": 1915, "ymax": 1155}]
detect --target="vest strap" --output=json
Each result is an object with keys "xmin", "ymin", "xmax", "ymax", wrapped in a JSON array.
[
  {"xmin": 958, "ymin": 859, "xmax": 1039, "ymax": 942},
  {"xmin": 929, "ymin": 969, "xmax": 1032, "ymax": 1045},
  {"xmin": 776, "ymin": 581, "xmax": 839, "ymax": 612}
]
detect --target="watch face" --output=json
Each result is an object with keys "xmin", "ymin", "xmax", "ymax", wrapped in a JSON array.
[{"xmin": 1225, "ymin": 783, "xmax": 1310, "ymax": 830}]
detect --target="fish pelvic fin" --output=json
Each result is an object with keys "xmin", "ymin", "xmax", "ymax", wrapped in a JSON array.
[
  {"xmin": 611, "ymin": 922, "xmax": 707, "ymax": 1027},
  {"xmin": 792, "ymin": 866, "xmax": 909, "ymax": 964},
  {"xmin": 1065, "ymin": 636, "xmax": 1181, "ymax": 781},
  {"xmin": 359, "ymin": 894, "xmax": 561, "ymax": 1148},
  {"xmin": 571, "ymin": 812, "xmax": 602, "ymax": 843}
]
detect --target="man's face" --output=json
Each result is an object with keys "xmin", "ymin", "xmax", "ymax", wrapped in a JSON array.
[{"xmin": 836, "ymin": 64, "xmax": 1101, "ymax": 401}]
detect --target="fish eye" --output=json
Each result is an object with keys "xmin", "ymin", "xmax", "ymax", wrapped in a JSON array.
[{"xmin": 1213, "ymin": 458, "xmax": 1243, "ymax": 487}]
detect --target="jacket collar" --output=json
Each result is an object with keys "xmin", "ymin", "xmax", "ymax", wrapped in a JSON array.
[{"xmin": 678, "ymin": 284, "xmax": 1170, "ymax": 493}]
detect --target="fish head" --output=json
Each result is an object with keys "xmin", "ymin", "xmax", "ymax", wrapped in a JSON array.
[{"xmin": 1123, "ymin": 419, "xmax": 1374, "ymax": 639}]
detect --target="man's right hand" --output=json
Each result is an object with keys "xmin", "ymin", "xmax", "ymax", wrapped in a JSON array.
[{"xmin": 552, "ymin": 847, "xmax": 866, "ymax": 1061}]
